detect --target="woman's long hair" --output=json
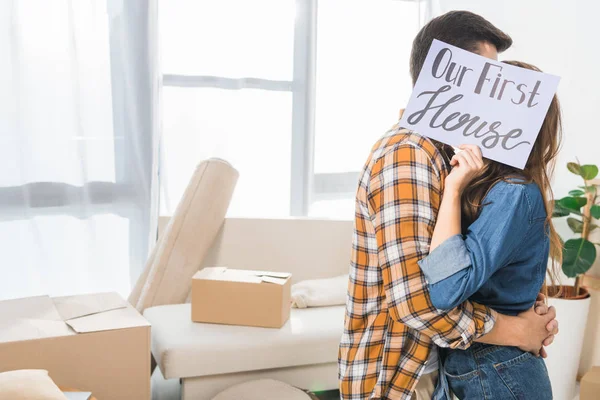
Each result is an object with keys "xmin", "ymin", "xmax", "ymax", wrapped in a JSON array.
[{"xmin": 460, "ymin": 60, "xmax": 563, "ymax": 289}]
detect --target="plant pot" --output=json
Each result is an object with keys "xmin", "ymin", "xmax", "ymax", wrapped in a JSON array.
[{"xmin": 545, "ymin": 285, "xmax": 591, "ymax": 400}]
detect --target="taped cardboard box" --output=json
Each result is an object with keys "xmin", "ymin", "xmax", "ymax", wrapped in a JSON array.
[
  {"xmin": 581, "ymin": 366, "xmax": 600, "ymax": 400},
  {"xmin": 0, "ymin": 292, "xmax": 150, "ymax": 400},
  {"xmin": 192, "ymin": 267, "xmax": 292, "ymax": 328}
]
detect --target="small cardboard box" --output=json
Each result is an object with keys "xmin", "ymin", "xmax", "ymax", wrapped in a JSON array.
[
  {"xmin": 192, "ymin": 267, "xmax": 292, "ymax": 328},
  {"xmin": 0, "ymin": 292, "xmax": 150, "ymax": 400},
  {"xmin": 581, "ymin": 366, "xmax": 600, "ymax": 400}
]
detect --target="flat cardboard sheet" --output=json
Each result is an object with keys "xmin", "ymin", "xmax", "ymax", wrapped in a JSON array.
[
  {"xmin": 0, "ymin": 292, "xmax": 149, "ymax": 342},
  {"xmin": 0, "ymin": 295, "xmax": 63, "ymax": 323},
  {"xmin": 53, "ymin": 292, "xmax": 127, "ymax": 321},
  {"xmin": 0, "ymin": 296, "xmax": 72, "ymax": 343},
  {"xmin": 65, "ymin": 307, "xmax": 149, "ymax": 333}
]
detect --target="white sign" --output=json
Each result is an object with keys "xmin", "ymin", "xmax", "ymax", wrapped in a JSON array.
[{"xmin": 399, "ymin": 39, "xmax": 560, "ymax": 169}]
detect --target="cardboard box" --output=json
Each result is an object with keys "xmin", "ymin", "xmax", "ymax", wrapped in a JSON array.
[
  {"xmin": 581, "ymin": 366, "xmax": 600, "ymax": 400},
  {"xmin": 0, "ymin": 292, "xmax": 150, "ymax": 400},
  {"xmin": 192, "ymin": 267, "xmax": 292, "ymax": 328}
]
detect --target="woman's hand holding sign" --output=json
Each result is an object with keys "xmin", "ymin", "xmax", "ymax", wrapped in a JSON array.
[
  {"xmin": 430, "ymin": 144, "xmax": 484, "ymax": 252},
  {"xmin": 445, "ymin": 144, "xmax": 486, "ymax": 195}
]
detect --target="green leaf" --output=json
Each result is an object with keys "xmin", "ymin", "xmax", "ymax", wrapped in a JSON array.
[
  {"xmin": 569, "ymin": 189, "xmax": 585, "ymax": 197},
  {"xmin": 567, "ymin": 217, "xmax": 584, "ymax": 233},
  {"xmin": 592, "ymin": 205, "xmax": 600, "ymax": 219},
  {"xmin": 568, "ymin": 162, "xmax": 582, "ymax": 176},
  {"xmin": 580, "ymin": 165, "xmax": 599, "ymax": 180},
  {"xmin": 559, "ymin": 196, "xmax": 587, "ymax": 211},
  {"xmin": 552, "ymin": 200, "xmax": 571, "ymax": 217},
  {"xmin": 562, "ymin": 238, "xmax": 597, "ymax": 277}
]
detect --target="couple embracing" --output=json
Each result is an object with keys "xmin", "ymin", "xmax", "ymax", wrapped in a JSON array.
[{"xmin": 339, "ymin": 11, "xmax": 561, "ymax": 400}]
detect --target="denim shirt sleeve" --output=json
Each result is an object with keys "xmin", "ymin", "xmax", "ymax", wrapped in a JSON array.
[{"xmin": 418, "ymin": 183, "xmax": 533, "ymax": 310}]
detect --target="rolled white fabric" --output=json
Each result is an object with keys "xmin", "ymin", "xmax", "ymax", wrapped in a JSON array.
[
  {"xmin": 291, "ymin": 274, "xmax": 349, "ymax": 308},
  {"xmin": 0, "ymin": 370, "xmax": 67, "ymax": 400},
  {"xmin": 211, "ymin": 379, "xmax": 311, "ymax": 400}
]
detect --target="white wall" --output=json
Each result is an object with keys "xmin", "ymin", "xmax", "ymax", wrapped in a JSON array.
[{"xmin": 436, "ymin": 0, "xmax": 600, "ymax": 236}]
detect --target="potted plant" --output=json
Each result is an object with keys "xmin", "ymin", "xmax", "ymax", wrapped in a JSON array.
[
  {"xmin": 551, "ymin": 161, "xmax": 599, "ymax": 295},
  {"xmin": 545, "ymin": 161, "xmax": 597, "ymax": 400}
]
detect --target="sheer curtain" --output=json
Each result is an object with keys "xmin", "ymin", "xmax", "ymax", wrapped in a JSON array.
[{"xmin": 0, "ymin": 0, "xmax": 159, "ymax": 301}]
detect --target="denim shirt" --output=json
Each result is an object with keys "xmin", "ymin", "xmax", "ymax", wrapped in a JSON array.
[{"xmin": 418, "ymin": 180, "xmax": 549, "ymax": 316}]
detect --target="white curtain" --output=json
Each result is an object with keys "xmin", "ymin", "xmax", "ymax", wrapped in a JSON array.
[{"xmin": 0, "ymin": 0, "xmax": 159, "ymax": 301}]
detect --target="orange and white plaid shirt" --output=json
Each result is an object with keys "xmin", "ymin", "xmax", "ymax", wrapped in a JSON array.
[{"xmin": 338, "ymin": 123, "xmax": 497, "ymax": 400}]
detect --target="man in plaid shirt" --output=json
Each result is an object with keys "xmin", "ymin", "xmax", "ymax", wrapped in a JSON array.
[{"xmin": 339, "ymin": 11, "xmax": 559, "ymax": 400}]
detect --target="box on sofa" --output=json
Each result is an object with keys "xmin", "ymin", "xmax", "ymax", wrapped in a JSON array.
[
  {"xmin": 192, "ymin": 267, "xmax": 292, "ymax": 328},
  {"xmin": 0, "ymin": 292, "xmax": 150, "ymax": 400},
  {"xmin": 148, "ymin": 217, "xmax": 353, "ymax": 400}
]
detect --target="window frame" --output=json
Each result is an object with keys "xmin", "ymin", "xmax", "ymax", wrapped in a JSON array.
[
  {"xmin": 293, "ymin": 0, "xmax": 364, "ymax": 214},
  {"xmin": 160, "ymin": 0, "xmax": 363, "ymax": 217}
]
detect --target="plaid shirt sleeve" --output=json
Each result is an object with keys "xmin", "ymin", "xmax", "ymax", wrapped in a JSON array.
[{"xmin": 368, "ymin": 142, "xmax": 497, "ymax": 349}]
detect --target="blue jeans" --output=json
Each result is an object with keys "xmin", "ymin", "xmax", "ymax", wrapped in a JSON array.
[{"xmin": 442, "ymin": 343, "xmax": 552, "ymax": 399}]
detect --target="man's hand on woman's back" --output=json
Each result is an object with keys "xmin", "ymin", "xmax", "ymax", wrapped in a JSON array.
[
  {"xmin": 534, "ymin": 293, "xmax": 559, "ymax": 358},
  {"xmin": 477, "ymin": 293, "xmax": 558, "ymax": 357},
  {"xmin": 515, "ymin": 295, "xmax": 558, "ymax": 357}
]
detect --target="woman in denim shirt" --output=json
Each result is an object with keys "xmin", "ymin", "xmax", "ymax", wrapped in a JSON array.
[{"xmin": 418, "ymin": 61, "xmax": 562, "ymax": 400}]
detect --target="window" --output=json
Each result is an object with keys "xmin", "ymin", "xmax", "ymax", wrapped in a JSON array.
[
  {"xmin": 311, "ymin": 0, "xmax": 420, "ymax": 218},
  {"xmin": 160, "ymin": 0, "xmax": 421, "ymax": 219},
  {"xmin": 162, "ymin": 88, "xmax": 293, "ymax": 217},
  {"xmin": 160, "ymin": 0, "xmax": 298, "ymax": 218}
]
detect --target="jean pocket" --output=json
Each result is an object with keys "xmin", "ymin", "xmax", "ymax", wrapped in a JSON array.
[
  {"xmin": 492, "ymin": 352, "xmax": 552, "ymax": 400},
  {"xmin": 444, "ymin": 366, "xmax": 482, "ymax": 399},
  {"xmin": 443, "ymin": 351, "xmax": 480, "ymax": 381},
  {"xmin": 443, "ymin": 368, "xmax": 479, "ymax": 381},
  {"xmin": 492, "ymin": 351, "xmax": 533, "ymax": 370}
]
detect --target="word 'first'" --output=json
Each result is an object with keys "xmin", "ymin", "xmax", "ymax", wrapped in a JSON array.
[{"xmin": 431, "ymin": 48, "xmax": 542, "ymax": 108}]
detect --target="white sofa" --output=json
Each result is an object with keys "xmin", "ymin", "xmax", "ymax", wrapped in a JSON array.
[{"xmin": 145, "ymin": 217, "xmax": 353, "ymax": 400}]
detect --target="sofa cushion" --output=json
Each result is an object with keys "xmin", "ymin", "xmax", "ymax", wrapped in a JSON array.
[
  {"xmin": 144, "ymin": 304, "xmax": 345, "ymax": 379},
  {"xmin": 129, "ymin": 159, "xmax": 238, "ymax": 312}
]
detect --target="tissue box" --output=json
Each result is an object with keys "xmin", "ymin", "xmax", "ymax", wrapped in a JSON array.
[
  {"xmin": 581, "ymin": 366, "xmax": 600, "ymax": 400},
  {"xmin": 191, "ymin": 267, "xmax": 292, "ymax": 328},
  {"xmin": 0, "ymin": 293, "xmax": 150, "ymax": 400}
]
